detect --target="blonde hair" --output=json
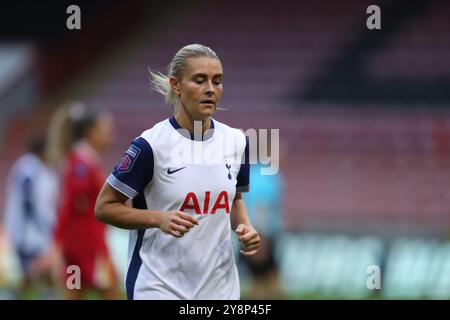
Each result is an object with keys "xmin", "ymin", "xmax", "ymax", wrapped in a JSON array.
[{"xmin": 149, "ymin": 44, "xmax": 220, "ymax": 110}]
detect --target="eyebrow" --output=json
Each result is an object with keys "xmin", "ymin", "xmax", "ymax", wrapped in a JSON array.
[{"xmin": 191, "ymin": 73, "xmax": 223, "ymax": 78}]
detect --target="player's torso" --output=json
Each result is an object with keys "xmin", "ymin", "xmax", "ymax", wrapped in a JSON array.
[
  {"xmin": 133, "ymin": 119, "xmax": 243, "ymax": 299},
  {"xmin": 61, "ymin": 149, "xmax": 106, "ymax": 247},
  {"xmin": 142, "ymin": 119, "xmax": 243, "ymax": 218}
]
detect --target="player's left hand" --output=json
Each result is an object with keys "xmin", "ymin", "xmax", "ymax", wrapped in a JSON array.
[{"xmin": 235, "ymin": 224, "xmax": 261, "ymax": 256}]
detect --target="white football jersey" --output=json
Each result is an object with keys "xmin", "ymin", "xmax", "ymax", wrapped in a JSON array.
[
  {"xmin": 4, "ymin": 153, "xmax": 59, "ymax": 256},
  {"xmin": 107, "ymin": 117, "xmax": 249, "ymax": 300}
]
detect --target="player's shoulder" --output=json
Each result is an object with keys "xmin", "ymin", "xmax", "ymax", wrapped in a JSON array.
[
  {"xmin": 67, "ymin": 150, "xmax": 95, "ymax": 176},
  {"xmin": 140, "ymin": 118, "xmax": 169, "ymax": 140},
  {"xmin": 131, "ymin": 118, "xmax": 171, "ymax": 147},
  {"xmin": 213, "ymin": 119, "xmax": 247, "ymax": 155},
  {"xmin": 11, "ymin": 153, "xmax": 41, "ymax": 176},
  {"xmin": 125, "ymin": 118, "xmax": 174, "ymax": 159},
  {"xmin": 213, "ymin": 118, "xmax": 246, "ymax": 141}
]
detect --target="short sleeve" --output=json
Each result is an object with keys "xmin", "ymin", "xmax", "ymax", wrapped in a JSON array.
[
  {"xmin": 107, "ymin": 137, "xmax": 154, "ymax": 199},
  {"xmin": 236, "ymin": 136, "xmax": 250, "ymax": 192}
]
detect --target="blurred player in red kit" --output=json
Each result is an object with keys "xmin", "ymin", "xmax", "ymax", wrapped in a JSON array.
[{"xmin": 46, "ymin": 102, "xmax": 119, "ymax": 299}]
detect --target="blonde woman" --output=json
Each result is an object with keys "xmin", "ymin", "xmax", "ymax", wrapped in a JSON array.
[
  {"xmin": 95, "ymin": 44, "xmax": 261, "ymax": 300},
  {"xmin": 47, "ymin": 103, "xmax": 118, "ymax": 299}
]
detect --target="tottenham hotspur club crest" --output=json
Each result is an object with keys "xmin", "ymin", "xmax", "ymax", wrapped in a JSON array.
[{"xmin": 225, "ymin": 164, "xmax": 232, "ymax": 180}]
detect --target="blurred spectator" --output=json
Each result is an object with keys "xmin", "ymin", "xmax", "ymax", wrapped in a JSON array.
[
  {"xmin": 241, "ymin": 161, "xmax": 284, "ymax": 299},
  {"xmin": 3, "ymin": 136, "xmax": 59, "ymax": 299},
  {"xmin": 46, "ymin": 102, "xmax": 119, "ymax": 299}
]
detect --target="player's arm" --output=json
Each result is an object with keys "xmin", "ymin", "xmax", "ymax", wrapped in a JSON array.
[
  {"xmin": 231, "ymin": 192, "xmax": 261, "ymax": 256},
  {"xmin": 95, "ymin": 182, "xmax": 197, "ymax": 237},
  {"xmin": 231, "ymin": 192, "xmax": 251, "ymax": 229}
]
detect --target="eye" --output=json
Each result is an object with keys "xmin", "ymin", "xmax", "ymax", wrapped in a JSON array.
[
  {"xmin": 214, "ymin": 78, "xmax": 223, "ymax": 85},
  {"xmin": 195, "ymin": 78, "xmax": 204, "ymax": 84}
]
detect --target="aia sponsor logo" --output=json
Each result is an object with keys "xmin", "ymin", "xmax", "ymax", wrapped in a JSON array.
[{"xmin": 180, "ymin": 191, "xmax": 230, "ymax": 214}]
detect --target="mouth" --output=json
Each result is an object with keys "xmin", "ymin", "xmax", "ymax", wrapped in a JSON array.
[{"xmin": 200, "ymin": 99, "xmax": 215, "ymax": 105}]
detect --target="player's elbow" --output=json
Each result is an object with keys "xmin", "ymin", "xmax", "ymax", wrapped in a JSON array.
[{"xmin": 95, "ymin": 198, "xmax": 108, "ymax": 223}]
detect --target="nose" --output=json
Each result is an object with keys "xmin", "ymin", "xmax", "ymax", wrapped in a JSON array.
[{"xmin": 205, "ymin": 81, "xmax": 214, "ymax": 95}]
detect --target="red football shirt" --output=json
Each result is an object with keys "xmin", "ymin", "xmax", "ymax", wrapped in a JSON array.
[{"xmin": 54, "ymin": 142, "xmax": 108, "ymax": 255}]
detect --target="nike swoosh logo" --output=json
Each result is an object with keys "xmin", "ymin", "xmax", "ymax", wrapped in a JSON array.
[{"xmin": 167, "ymin": 167, "xmax": 186, "ymax": 174}]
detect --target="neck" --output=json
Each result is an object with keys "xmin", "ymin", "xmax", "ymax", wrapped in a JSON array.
[
  {"xmin": 77, "ymin": 139, "xmax": 102, "ymax": 157},
  {"xmin": 174, "ymin": 109, "xmax": 211, "ymax": 135}
]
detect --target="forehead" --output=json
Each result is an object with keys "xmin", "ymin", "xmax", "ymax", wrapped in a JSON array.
[{"xmin": 183, "ymin": 57, "xmax": 223, "ymax": 76}]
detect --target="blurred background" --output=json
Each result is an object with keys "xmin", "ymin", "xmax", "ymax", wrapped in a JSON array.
[{"xmin": 1, "ymin": 0, "xmax": 450, "ymax": 299}]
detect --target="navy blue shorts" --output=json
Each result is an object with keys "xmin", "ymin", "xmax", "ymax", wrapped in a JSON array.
[{"xmin": 17, "ymin": 249, "xmax": 40, "ymax": 278}]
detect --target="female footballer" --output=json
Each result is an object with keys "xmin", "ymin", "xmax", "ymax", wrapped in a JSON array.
[
  {"xmin": 95, "ymin": 44, "xmax": 261, "ymax": 300},
  {"xmin": 47, "ymin": 103, "xmax": 119, "ymax": 299}
]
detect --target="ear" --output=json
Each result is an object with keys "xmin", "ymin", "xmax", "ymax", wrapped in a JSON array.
[{"xmin": 169, "ymin": 76, "xmax": 181, "ymax": 96}]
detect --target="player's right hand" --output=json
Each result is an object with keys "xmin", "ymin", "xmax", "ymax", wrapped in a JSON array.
[{"xmin": 158, "ymin": 210, "xmax": 199, "ymax": 238}]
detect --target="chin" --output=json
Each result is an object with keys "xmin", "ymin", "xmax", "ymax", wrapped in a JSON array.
[{"xmin": 197, "ymin": 108, "xmax": 215, "ymax": 119}]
